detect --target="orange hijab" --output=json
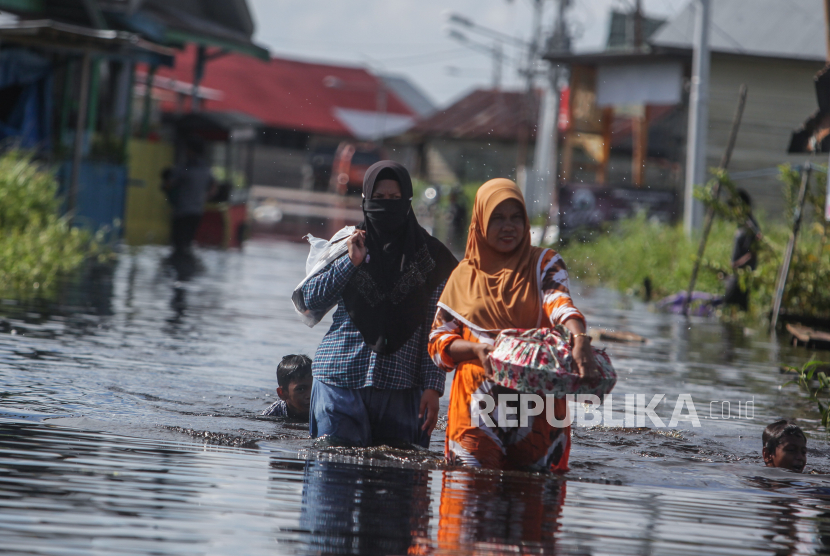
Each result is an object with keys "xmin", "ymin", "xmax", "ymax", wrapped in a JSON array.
[{"xmin": 438, "ymin": 178, "xmax": 546, "ymax": 331}]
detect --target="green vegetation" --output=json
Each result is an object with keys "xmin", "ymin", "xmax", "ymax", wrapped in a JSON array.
[
  {"xmin": 0, "ymin": 151, "xmax": 103, "ymax": 298},
  {"xmin": 562, "ymin": 211, "xmax": 734, "ymax": 297},
  {"xmin": 560, "ymin": 166, "xmax": 830, "ymax": 321},
  {"xmin": 212, "ymin": 166, "xmax": 248, "ymax": 190},
  {"xmin": 783, "ymin": 360, "xmax": 830, "ymax": 430}
]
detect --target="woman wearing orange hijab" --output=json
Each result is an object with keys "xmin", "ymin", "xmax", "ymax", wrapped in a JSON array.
[{"xmin": 428, "ymin": 178, "xmax": 597, "ymax": 471}]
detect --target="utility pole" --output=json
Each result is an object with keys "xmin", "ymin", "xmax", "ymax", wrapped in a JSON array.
[
  {"xmin": 529, "ymin": 0, "xmax": 570, "ymax": 225},
  {"xmin": 375, "ymin": 81, "xmax": 388, "ymax": 148},
  {"xmin": 633, "ymin": 0, "xmax": 643, "ymax": 48},
  {"xmin": 446, "ymin": 27, "xmax": 506, "ymax": 91},
  {"xmin": 493, "ymin": 43, "xmax": 503, "ymax": 90},
  {"xmin": 683, "ymin": 0, "xmax": 711, "ymax": 237},
  {"xmin": 515, "ymin": 0, "xmax": 545, "ymax": 197},
  {"xmin": 69, "ymin": 52, "xmax": 92, "ymax": 217},
  {"xmin": 824, "ymin": 0, "xmax": 830, "ymax": 222}
]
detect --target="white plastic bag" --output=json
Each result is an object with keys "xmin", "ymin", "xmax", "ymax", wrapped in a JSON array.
[{"xmin": 292, "ymin": 225, "xmax": 355, "ymax": 327}]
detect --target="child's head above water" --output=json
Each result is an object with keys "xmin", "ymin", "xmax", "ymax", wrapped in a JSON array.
[
  {"xmin": 277, "ymin": 354, "xmax": 313, "ymax": 417},
  {"xmin": 763, "ymin": 420, "xmax": 807, "ymax": 473}
]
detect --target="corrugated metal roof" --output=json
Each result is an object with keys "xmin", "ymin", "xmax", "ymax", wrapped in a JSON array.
[
  {"xmin": 0, "ymin": 18, "xmax": 175, "ymax": 60},
  {"xmin": 0, "ymin": 0, "xmax": 268, "ymax": 59},
  {"xmin": 136, "ymin": 0, "xmax": 258, "ymax": 49},
  {"xmin": 333, "ymin": 108, "xmax": 415, "ymax": 140},
  {"xmin": 155, "ymin": 48, "xmax": 418, "ymax": 138},
  {"xmin": 143, "ymin": 0, "xmax": 255, "ymax": 38},
  {"xmin": 380, "ymin": 74, "xmax": 435, "ymax": 118},
  {"xmin": 412, "ymin": 89, "xmax": 538, "ymax": 142},
  {"xmin": 651, "ymin": 0, "xmax": 826, "ymax": 62},
  {"xmin": 117, "ymin": 0, "xmax": 268, "ymax": 59}
]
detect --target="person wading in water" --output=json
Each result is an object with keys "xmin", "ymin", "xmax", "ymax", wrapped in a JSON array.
[
  {"xmin": 429, "ymin": 178, "xmax": 597, "ymax": 471},
  {"xmin": 299, "ymin": 161, "xmax": 457, "ymax": 447}
]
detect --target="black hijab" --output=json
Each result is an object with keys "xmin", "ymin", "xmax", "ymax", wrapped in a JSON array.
[{"xmin": 341, "ymin": 161, "xmax": 457, "ymax": 354}]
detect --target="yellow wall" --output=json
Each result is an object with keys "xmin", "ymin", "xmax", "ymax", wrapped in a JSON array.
[{"xmin": 124, "ymin": 140, "xmax": 174, "ymax": 246}]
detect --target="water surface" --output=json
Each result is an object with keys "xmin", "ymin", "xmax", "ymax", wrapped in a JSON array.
[{"xmin": 1, "ymin": 240, "xmax": 830, "ymax": 554}]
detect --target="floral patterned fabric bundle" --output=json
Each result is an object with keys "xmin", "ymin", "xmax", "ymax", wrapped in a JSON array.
[{"xmin": 489, "ymin": 326, "xmax": 616, "ymax": 398}]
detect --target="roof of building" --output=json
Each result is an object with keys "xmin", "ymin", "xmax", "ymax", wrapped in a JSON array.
[
  {"xmin": 154, "ymin": 48, "xmax": 420, "ymax": 138},
  {"xmin": 117, "ymin": 0, "xmax": 268, "ymax": 59},
  {"xmin": 606, "ymin": 10, "xmax": 666, "ymax": 50},
  {"xmin": 380, "ymin": 74, "xmax": 436, "ymax": 118},
  {"xmin": 0, "ymin": 0, "xmax": 268, "ymax": 59},
  {"xmin": 651, "ymin": 0, "xmax": 826, "ymax": 62},
  {"xmin": 410, "ymin": 88, "xmax": 539, "ymax": 142},
  {"xmin": 0, "ymin": 18, "xmax": 175, "ymax": 63}
]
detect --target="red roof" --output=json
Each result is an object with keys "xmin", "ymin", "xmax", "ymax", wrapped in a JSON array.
[
  {"xmin": 412, "ymin": 89, "xmax": 542, "ymax": 142},
  {"xmin": 153, "ymin": 46, "xmax": 416, "ymax": 137}
]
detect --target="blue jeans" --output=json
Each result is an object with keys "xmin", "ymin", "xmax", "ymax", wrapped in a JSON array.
[
  {"xmin": 298, "ymin": 461, "xmax": 427, "ymax": 554},
  {"xmin": 309, "ymin": 381, "xmax": 429, "ymax": 448}
]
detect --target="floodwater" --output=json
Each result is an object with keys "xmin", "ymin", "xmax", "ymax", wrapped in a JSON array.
[{"xmin": 2, "ymin": 239, "xmax": 830, "ymax": 555}]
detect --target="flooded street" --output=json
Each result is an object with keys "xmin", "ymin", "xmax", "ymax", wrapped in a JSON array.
[{"xmin": 2, "ymin": 240, "xmax": 830, "ymax": 555}]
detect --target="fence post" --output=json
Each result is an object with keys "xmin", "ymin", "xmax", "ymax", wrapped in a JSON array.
[{"xmin": 770, "ymin": 163, "xmax": 812, "ymax": 331}]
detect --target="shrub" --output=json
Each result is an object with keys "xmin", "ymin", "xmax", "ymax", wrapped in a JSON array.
[
  {"xmin": 560, "ymin": 166, "xmax": 830, "ymax": 322},
  {"xmin": 0, "ymin": 150, "xmax": 100, "ymax": 298}
]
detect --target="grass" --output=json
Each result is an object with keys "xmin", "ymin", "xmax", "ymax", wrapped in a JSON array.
[
  {"xmin": 415, "ymin": 167, "xmax": 830, "ymax": 323},
  {"xmin": 559, "ymin": 166, "xmax": 830, "ymax": 322},
  {"xmin": 561, "ymin": 212, "xmax": 736, "ymax": 299}
]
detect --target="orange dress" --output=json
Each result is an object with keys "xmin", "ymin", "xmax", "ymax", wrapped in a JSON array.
[
  {"xmin": 428, "ymin": 248, "xmax": 585, "ymax": 472},
  {"xmin": 431, "ymin": 469, "xmax": 567, "ymax": 554}
]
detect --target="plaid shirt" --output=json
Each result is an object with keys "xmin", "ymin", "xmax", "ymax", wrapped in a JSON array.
[
  {"xmin": 300, "ymin": 254, "xmax": 445, "ymax": 394},
  {"xmin": 261, "ymin": 399, "xmax": 289, "ymax": 417}
]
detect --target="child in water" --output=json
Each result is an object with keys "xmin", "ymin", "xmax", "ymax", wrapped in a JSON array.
[
  {"xmin": 262, "ymin": 354, "xmax": 313, "ymax": 420},
  {"xmin": 762, "ymin": 420, "xmax": 807, "ymax": 473}
]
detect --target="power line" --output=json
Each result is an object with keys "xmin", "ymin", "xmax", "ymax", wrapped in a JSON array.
[
  {"xmin": 375, "ymin": 48, "xmax": 475, "ymax": 66},
  {"xmin": 779, "ymin": 0, "xmax": 813, "ymax": 19},
  {"xmin": 255, "ymin": 36, "xmax": 459, "ymax": 48},
  {"xmin": 709, "ymin": 20, "xmax": 745, "ymax": 53}
]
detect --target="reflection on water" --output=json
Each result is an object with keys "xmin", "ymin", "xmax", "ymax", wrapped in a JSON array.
[
  {"xmin": 296, "ymin": 461, "xmax": 431, "ymax": 554},
  {"xmin": 1, "ymin": 240, "xmax": 830, "ymax": 553},
  {"xmin": 3, "ymin": 419, "xmax": 830, "ymax": 554},
  {"xmin": 434, "ymin": 469, "xmax": 566, "ymax": 553}
]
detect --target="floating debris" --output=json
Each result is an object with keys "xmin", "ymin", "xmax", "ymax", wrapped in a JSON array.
[
  {"xmin": 786, "ymin": 323, "xmax": 830, "ymax": 350},
  {"xmin": 160, "ymin": 425, "xmax": 297, "ymax": 449},
  {"xmin": 589, "ymin": 328, "xmax": 647, "ymax": 343},
  {"xmin": 299, "ymin": 444, "xmax": 447, "ymax": 469}
]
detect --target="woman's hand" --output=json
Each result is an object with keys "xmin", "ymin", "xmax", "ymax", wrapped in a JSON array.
[
  {"xmin": 445, "ymin": 339, "xmax": 495, "ymax": 379},
  {"xmin": 347, "ymin": 230, "xmax": 367, "ymax": 267},
  {"xmin": 474, "ymin": 343, "xmax": 495, "ymax": 379},
  {"xmin": 572, "ymin": 335, "xmax": 599, "ymax": 383},
  {"xmin": 419, "ymin": 389, "xmax": 440, "ymax": 435}
]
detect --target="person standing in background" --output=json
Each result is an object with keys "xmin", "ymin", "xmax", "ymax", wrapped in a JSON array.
[
  {"xmin": 162, "ymin": 135, "xmax": 216, "ymax": 258},
  {"xmin": 724, "ymin": 189, "xmax": 761, "ymax": 311},
  {"xmin": 446, "ymin": 185, "xmax": 468, "ymax": 255}
]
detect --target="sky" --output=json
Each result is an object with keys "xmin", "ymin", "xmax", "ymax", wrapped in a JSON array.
[{"xmin": 247, "ymin": 0, "xmax": 689, "ymax": 108}]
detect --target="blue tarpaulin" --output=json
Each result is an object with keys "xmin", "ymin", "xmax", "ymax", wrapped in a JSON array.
[
  {"xmin": 0, "ymin": 49, "xmax": 52, "ymax": 150},
  {"xmin": 58, "ymin": 161, "xmax": 127, "ymax": 236}
]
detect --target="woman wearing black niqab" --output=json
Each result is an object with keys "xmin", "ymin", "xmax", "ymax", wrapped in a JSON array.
[{"xmin": 299, "ymin": 161, "xmax": 457, "ymax": 447}]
